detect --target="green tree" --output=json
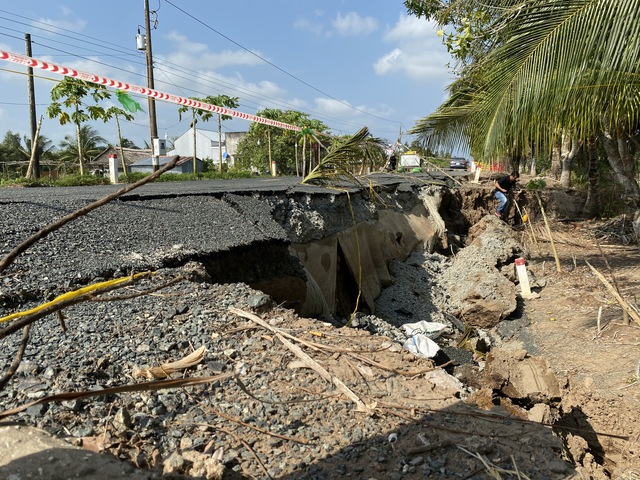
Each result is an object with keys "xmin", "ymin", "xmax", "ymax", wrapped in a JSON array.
[
  {"xmin": 407, "ymin": 0, "xmax": 640, "ymax": 209},
  {"xmin": 57, "ymin": 125, "xmax": 107, "ymax": 171},
  {"xmin": 207, "ymin": 95, "xmax": 239, "ymax": 172},
  {"xmin": 0, "ymin": 131, "xmax": 56, "ymax": 177},
  {"xmin": 236, "ymin": 109, "xmax": 329, "ymax": 175},
  {"xmin": 104, "ymin": 106, "xmax": 135, "ymax": 174},
  {"xmin": 46, "ymin": 77, "xmax": 111, "ymax": 175}
]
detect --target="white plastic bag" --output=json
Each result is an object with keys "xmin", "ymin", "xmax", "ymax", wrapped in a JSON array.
[
  {"xmin": 403, "ymin": 334, "xmax": 441, "ymax": 358},
  {"xmin": 402, "ymin": 321, "xmax": 448, "ymax": 339}
]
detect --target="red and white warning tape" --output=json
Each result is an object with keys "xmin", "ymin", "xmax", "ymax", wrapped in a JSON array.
[{"xmin": 0, "ymin": 49, "xmax": 302, "ymax": 133}]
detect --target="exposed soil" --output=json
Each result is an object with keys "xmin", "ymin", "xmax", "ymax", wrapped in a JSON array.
[{"xmin": 1, "ymin": 180, "xmax": 640, "ymax": 480}]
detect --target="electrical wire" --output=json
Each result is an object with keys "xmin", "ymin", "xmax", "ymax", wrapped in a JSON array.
[{"xmin": 0, "ymin": 7, "xmax": 405, "ymax": 137}]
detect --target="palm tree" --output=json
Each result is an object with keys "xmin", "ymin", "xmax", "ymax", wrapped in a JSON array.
[
  {"xmin": 104, "ymin": 106, "xmax": 135, "ymax": 174},
  {"xmin": 410, "ymin": 0, "xmax": 640, "ymax": 206},
  {"xmin": 57, "ymin": 125, "xmax": 107, "ymax": 172}
]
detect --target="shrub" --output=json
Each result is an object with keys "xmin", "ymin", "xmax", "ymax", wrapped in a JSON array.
[{"xmin": 53, "ymin": 175, "xmax": 111, "ymax": 187}]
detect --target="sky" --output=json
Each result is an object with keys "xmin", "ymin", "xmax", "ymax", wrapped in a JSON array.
[{"xmin": 0, "ymin": 1, "xmax": 455, "ymax": 151}]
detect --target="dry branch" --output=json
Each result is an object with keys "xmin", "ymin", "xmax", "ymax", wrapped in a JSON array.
[
  {"xmin": 586, "ymin": 261, "xmax": 640, "ymax": 326},
  {"xmin": 229, "ymin": 307, "xmax": 373, "ymax": 414},
  {"xmin": 0, "ymin": 372, "xmax": 233, "ymax": 420}
]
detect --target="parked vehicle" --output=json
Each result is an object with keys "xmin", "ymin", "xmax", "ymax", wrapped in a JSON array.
[{"xmin": 449, "ymin": 157, "xmax": 468, "ymax": 169}]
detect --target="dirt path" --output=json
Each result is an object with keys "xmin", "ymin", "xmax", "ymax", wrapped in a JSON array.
[{"xmin": 517, "ymin": 220, "xmax": 640, "ymax": 478}]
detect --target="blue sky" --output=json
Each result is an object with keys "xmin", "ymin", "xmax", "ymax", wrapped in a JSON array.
[{"xmin": 0, "ymin": 1, "xmax": 454, "ymax": 150}]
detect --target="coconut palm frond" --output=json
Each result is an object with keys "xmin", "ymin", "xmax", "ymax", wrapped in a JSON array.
[
  {"xmin": 301, "ymin": 127, "xmax": 386, "ymax": 186},
  {"xmin": 412, "ymin": 0, "xmax": 640, "ymax": 159}
]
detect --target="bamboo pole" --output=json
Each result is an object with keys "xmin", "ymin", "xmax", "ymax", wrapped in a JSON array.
[{"xmin": 535, "ymin": 191, "xmax": 562, "ymax": 272}]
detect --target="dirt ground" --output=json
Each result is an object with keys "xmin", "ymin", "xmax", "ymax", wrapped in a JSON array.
[{"xmin": 513, "ymin": 218, "xmax": 640, "ymax": 479}]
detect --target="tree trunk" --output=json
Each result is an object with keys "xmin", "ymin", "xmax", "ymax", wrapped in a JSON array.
[
  {"xmin": 76, "ymin": 123, "xmax": 84, "ymax": 176},
  {"xmin": 192, "ymin": 114, "xmax": 197, "ymax": 175},
  {"xmin": 550, "ymin": 137, "xmax": 561, "ymax": 179},
  {"xmin": 116, "ymin": 115, "xmax": 127, "ymax": 176},
  {"xmin": 601, "ymin": 128, "xmax": 640, "ymax": 205},
  {"xmin": 584, "ymin": 136, "xmax": 599, "ymax": 217},
  {"xmin": 25, "ymin": 116, "xmax": 42, "ymax": 180},
  {"xmin": 559, "ymin": 133, "xmax": 582, "ymax": 188},
  {"xmin": 218, "ymin": 113, "xmax": 223, "ymax": 173}
]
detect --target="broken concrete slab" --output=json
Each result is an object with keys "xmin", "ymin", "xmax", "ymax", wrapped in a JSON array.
[
  {"xmin": 0, "ymin": 423, "xmax": 158, "ymax": 479},
  {"xmin": 439, "ymin": 215, "xmax": 524, "ymax": 328},
  {"xmin": 484, "ymin": 344, "xmax": 561, "ymax": 403}
]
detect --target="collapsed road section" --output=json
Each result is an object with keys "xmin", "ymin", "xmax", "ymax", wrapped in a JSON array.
[{"xmin": 0, "ymin": 174, "xmax": 615, "ymax": 479}]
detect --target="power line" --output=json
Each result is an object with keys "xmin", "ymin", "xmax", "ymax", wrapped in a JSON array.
[
  {"xmin": 0, "ymin": 8, "xmax": 405, "ymax": 138},
  {"xmin": 164, "ymin": 0, "xmax": 401, "ymax": 126}
]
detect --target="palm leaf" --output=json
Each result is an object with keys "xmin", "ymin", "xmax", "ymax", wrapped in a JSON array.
[
  {"xmin": 301, "ymin": 127, "xmax": 386, "ymax": 186},
  {"xmin": 411, "ymin": 0, "xmax": 640, "ymax": 159}
]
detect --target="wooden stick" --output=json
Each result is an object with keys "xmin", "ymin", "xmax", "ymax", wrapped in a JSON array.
[
  {"xmin": 535, "ymin": 191, "xmax": 562, "ymax": 272},
  {"xmin": 230, "ymin": 307, "xmax": 372, "ymax": 413},
  {"xmin": 586, "ymin": 261, "xmax": 640, "ymax": 326}
]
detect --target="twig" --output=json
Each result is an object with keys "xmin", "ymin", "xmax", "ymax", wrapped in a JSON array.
[
  {"xmin": 90, "ymin": 276, "xmax": 185, "ymax": 302},
  {"xmin": 0, "ymin": 325, "xmax": 31, "ymax": 390},
  {"xmin": 597, "ymin": 242, "xmax": 629, "ymax": 325},
  {"xmin": 586, "ymin": 261, "xmax": 640, "ymax": 326},
  {"xmin": 56, "ymin": 310, "xmax": 67, "ymax": 332},
  {"xmin": 213, "ymin": 424, "xmax": 272, "ymax": 480},
  {"xmin": 0, "ymin": 156, "xmax": 182, "ymax": 275},
  {"xmin": 0, "ymin": 372, "xmax": 233, "ymax": 420}
]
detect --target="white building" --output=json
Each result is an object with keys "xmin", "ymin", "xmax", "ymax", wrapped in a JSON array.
[{"xmin": 167, "ymin": 128, "xmax": 231, "ymax": 166}]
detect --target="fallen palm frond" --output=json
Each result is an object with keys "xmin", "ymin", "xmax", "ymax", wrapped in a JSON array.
[
  {"xmin": 0, "ymin": 372, "xmax": 233, "ymax": 420},
  {"xmin": 301, "ymin": 126, "xmax": 386, "ymax": 186},
  {"xmin": 133, "ymin": 345, "xmax": 207, "ymax": 380}
]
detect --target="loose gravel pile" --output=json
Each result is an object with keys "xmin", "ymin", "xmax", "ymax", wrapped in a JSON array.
[{"xmin": 0, "ymin": 257, "xmax": 574, "ymax": 479}]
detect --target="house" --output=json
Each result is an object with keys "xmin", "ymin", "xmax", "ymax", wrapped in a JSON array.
[
  {"xmin": 168, "ymin": 128, "xmax": 247, "ymax": 167},
  {"xmin": 130, "ymin": 156, "xmax": 205, "ymax": 174},
  {"xmin": 90, "ymin": 146, "xmax": 152, "ymax": 175}
]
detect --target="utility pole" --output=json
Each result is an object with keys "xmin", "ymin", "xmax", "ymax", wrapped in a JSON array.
[
  {"xmin": 143, "ymin": 0, "xmax": 159, "ymax": 171},
  {"xmin": 25, "ymin": 33, "xmax": 39, "ymax": 178}
]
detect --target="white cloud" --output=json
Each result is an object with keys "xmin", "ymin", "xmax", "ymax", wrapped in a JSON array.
[
  {"xmin": 333, "ymin": 12, "xmax": 378, "ymax": 36},
  {"xmin": 163, "ymin": 32, "xmax": 265, "ymax": 69},
  {"xmin": 374, "ymin": 14, "xmax": 452, "ymax": 83},
  {"xmin": 313, "ymin": 98, "xmax": 393, "ymax": 120},
  {"xmin": 384, "ymin": 14, "xmax": 437, "ymax": 42},
  {"xmin": 36, "ymin": 7, "xmax": 86, "ymax": 34},
  {"xmin": 293, "ymin": 18, "xmax": 326, "ymax": 36},
  {"xmin": 374, "ymin": 48, "xmax": 403, "ymax": 76}
]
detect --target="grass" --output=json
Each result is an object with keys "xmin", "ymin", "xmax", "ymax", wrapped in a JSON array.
[{"xmin": 1, "ymin": 169, "xmax": 255, "ymax": 188}]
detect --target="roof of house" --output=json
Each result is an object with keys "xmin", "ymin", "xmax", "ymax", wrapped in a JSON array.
[
  {"xmin": 91, "ymin": 146, "xmax": 152, "ymax": 166},
  {"xmin": 131, "ymin": 155, "xmax": 198, "ymax": 166}
]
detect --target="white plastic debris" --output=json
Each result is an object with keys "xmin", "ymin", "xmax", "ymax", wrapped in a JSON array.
[
  {"xmin": 402, "ymin": 321, "xmax": 448, "ymax": 339},
  {"xmin": 402, "ymin": 334, "xmax": 441, "ymax": 358},
  {"xmin": 388, "ymin": 433, "xmax": 398, "ymax": 443}
]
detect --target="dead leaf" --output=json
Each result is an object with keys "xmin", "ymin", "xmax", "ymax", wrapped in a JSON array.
[{"xmin": 134, "ymin": 346, "xmax": 207, "ymax": 379}]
